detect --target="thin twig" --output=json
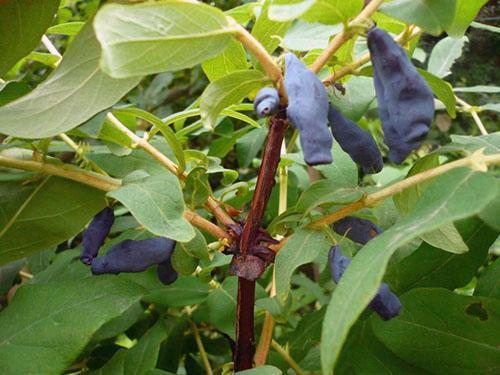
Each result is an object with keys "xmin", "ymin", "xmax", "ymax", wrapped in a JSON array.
[
  {"xmin": 322, "ymin": 26, "xmax": 421, "ymax": 85},
  {"xmin": 309, "ymin": 150, "xmax": 500, "ymax": 229},
  {"xmin": 455, "ymin": 96, "xmax": 488, "ymax": 135},
  {"xmin": 0, "ymin": 155, "xmax": 121, "ymax": 192},
  {"xmin": 189, "ymin": 320, "xmax": 213, "ymax": 375},
  {"xmin": 310, "ymin": 0, "xmax": 385, "ymax": 73},
  {"xmin": 106, "ymin": 112, "xmax": 235, "ymax": 227},
  {"xmin": 0, "ymin": 155, "xmax": 230, "ymax": 240},
  {"xmin": 270, "ymin": 340, "xmax": 307, "ymax": 375},
  {"xmin": 229, "ymin": 18, "xmax": 287, "ymax": 104},
  {"xmin": 58, "ymin": 133, "xmax": 109, "ymax": 175},
  {"xmin": 106, "ymin": 113, "xmax": 181, "ymax": 177}
]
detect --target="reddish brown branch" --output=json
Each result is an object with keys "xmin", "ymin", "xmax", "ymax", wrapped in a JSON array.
[{"xmin": 234, "ymin": 112, "xmax": 288, "ymax": 370}]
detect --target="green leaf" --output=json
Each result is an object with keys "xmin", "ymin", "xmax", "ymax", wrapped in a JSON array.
[
  {"xmin": 171, "ymin": 245, "xmax": 198, "ymax": 276},
  {"xmin": 200, "ymin": 70, "xmax": 269, "ymax": 129},
  {"xmin": 286, "ymin": 307, "xmax": 325, "ymax": 363},
  {"xmin": 236, "ymin": 366, "xmax": 283, "ymax": 375},
  {"xmin": 143, "ymin": 276, "xmax": 209, "ymax": 307},
  {"xmin": 123, "ymin": 320, "xmax": 169, "ymax": 375},
  {"xmin": 301, "ymin": 0, "xmax": 364, "ymax": 25},
  {"xmin": 275, "ymin": 228, "xmax": 331, "ymax": 303},
  {"xmin": 482, "ymin": 103, "xmax": 500, "ymax": 113},
  {"xmin": 447, "ymin": 0, "xmax": 489, "ymax": 37},
  {"xmin": 454, "ymin": 85, "xmax": 500, "ymax": 93},
  {"xmin": 0, "ymin": 260, "xmax": 25, "ymax": 296},
  {"xmin": 320, "ymin": 168, "xmax": 498, "ymax": 374},
  {"xmin": 380, "ymin": 0, "xmax": 457, "ymax": 36},
  {"xmin": 393, "ymin": 154, "xmax": 440, "ymax": 214},
  {"xmin": 372, "ymin": 288, "xmax": 500, "ymax": 374},
  {"xmin": 252, "ymin": 0, "xmax": 292, "ymax": 56},
  {"xmin": 418, "ymin": 68, "xmax": 457, "ymax": 118},
  {"xmin": 470, "ymin": 21, "xmax": 500, "ymax": 33},
  {"xmin": 47, "ymin": 21, "xmax": 85, "ymax": 36},
  {"xmin": 283, "ymin": 21, "xmax": 342, "ymax": 51},
  {"xmin": 184, "ymin": 167, "xmax": 211, "ymax": 208},
  {"xmin": 428, "ymin": 36, "xmax": 468, "ymax": 78},
  {"xmin": 113, "ymin": 107, "xmax": 186, "ymax": 172},
  {"xmin": 92, "ymin": 303, "xmax": 145, "ymax": 343},
  {"xmin": 295, "ymin": 181, "xmax": 363, "ymax": 216},
  {"xmin": 107, "ymin": 174, "xmax": 194, "ymax": 242},
  {"xmin": 0, "ymin": 81, "xmax": 31, "ymax": 106},
  {"xmin": 26, "ymin": 51, "xmax": 60, "ymax": 68},
  {"xmin": 177, "ymin": 228, "xmax": 209, "ymax": 261},
  {"xmin": 268, "ymin": 0, "xmax": 316, "ymax": 22},
  {"xmin": 0, "ymin": 277, "xmax": 145, "ymax": 374},
  {"xmin": 0, "ymin": 0, "xmax": 59, "ymax": 77},
  {"xmin": 94, "ymin": 1, "xmax": 235, "ymax": 78},
  {"xmin": 479, "ymin": 183, "xmax": 500, "ymax": 231},
  {"xmin": 450, "ymin": 133, "xmax": 500, "ymax": 155},
  {"xmin": 336, "ymin": 320, "xmax": 424, "ymax": 375},
  {"xmin": 393, "ymin": 154, "xmax": 468, "ymax": 254},
  {"xmin": 329, "ymin": 76, "xmax": 376, "ymax": 122},
  {"xmin": 0, "ymin": 177, "xmax": 105, "ymax": 265},
  {"xmin": 0, "ymin": 22, "xmax": 140, "ymax": 138},
  {"xmin": 206, "ymin": 277, "xmax": 265, "ymax": 339},
  {"xmin": 202, "ymin": 39, "xmax": 248, "ymax": 82},
  {"xmin": 236, "ymin": 126, "xmax": 269, "ymax": 167},
  {"xmin": 420, "ymin": 222, "xmax": 468, "ymax": 254},
  {"xmin": 314, "ymin": 142, "xmax": 358, "ymax": 187},
  {"xmin": 385, "ymin": 217, "xmax": 498, "ymax": 293},
  {"xmin": 475, "ymin": 258, "xmax": 500, "ymax": 299},
  {"xmin": 207, "ymin": 277, "xmax": 238, "ymax": 339}
]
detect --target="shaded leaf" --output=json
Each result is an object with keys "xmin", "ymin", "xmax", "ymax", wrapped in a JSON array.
[
  {"xmin": 0, "ymin": 22, "xmax": 140, "ymax": 138},
  {"xmin": 380, "ymin": 0, "xmax": 457, "ymax": 36},
  {"xmin": 0, "ymin": 177, "xmax": 105, "ymax": 265},
  {"xmin": 143, "ymin": 276, "xmax": 209, "ymax": 307},
  {"xmin": 276, "ymin": 228, "xmax": 331, "ymax": 303},
  {"xmin": 94, "ymin": 1, "xmax": 234, "ymax": 78},
  {"xmin": 320, "ymin": 168, "xmax": 498, "ymax": 374},
  {"xmin": 0, "ymin": 0, "xmax": 59, "ymax": 76},
  {"xmin": 200, "ymin": 70, "xmax": 269, "ymax": 129},
  {"xmin": 372, "ymin": 288, "xmax": 500, "ymax": 374},
  {"xmin": 108, "ymin": 174, "xmax": 194, "ymax": 242},
  {"xmin": 428, "ymin": 36, "xmax": 468, "ymax": 78},
  {"xmin": 0, "ymin": 277, "xmax": 145, "ymax": 374},
  {"xmin": 385, "ymin": 217, "xmax": 498, "ymax": 293}
]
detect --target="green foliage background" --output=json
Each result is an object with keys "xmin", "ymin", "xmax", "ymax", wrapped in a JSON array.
[{"xmin": 0, "ymin": 0, "xmax": 498, "ymax": 374}]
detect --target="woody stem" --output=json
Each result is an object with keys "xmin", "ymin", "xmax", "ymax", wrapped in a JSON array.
[{"xmin": 234, "ymin": 112, "xmax": 288, "ymax": 370}]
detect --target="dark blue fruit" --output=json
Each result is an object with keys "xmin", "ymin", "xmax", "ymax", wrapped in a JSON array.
[
  {"xmin": 333, "ymin": 216, "xmax": 381, "ymax": 245},
  {"xmin": 91, "ymin": 237, "xmax": 176, "ymax": 275},
  {"xmin": 328, "ymin": 105, "xmax": 383, "ymax": 174},
  {"xmin": 367, "ymin": 27, "xmax": 434, "ymax": 164},
  {"xmin": 80, "ymin": 207, "xmax": 115, "ymax": 265},
  {"xmin": 254, "ymin": 87, "xmax": 280, "ymax": 117},
  {"xmin": 328, "ymin": 245, "xmax": 402, "ymax": 320},
  {"xmin": 284, "ymin": 53, "xmax": 333, "ymax": 166},
  {"xmin": 157, "ymin": 259, "xmax": 178, "ymax": 285}
]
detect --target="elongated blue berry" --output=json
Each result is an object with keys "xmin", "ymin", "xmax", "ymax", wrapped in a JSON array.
[
  {"xmin": 328, "ymin": 105, "xmax": 383, "ymax": 174},
  {"xmin": 157, "ymin": 258, "xmax": 178, "ymax": 285},
  {"xmin": 328, "ymin": 245, "xmax": 402, "ymax": 320},
  {"xmin": 333, "ymin": 216, "xmax": 381, "ymax": 244},
  {"xmin": 254, "ymin": 87, "xmax": 280, "ymax": 117},
  {"xmin": 80, "ymin": 207, "xmax": 115, "ymax": 265},
  {"xmin": 91, "ymin": 237, "xmax": 176, "ymax": 275},
  {"xmin": 284, "ymin": 53, "xmax": 333, "ymax": 166},
  {"xmin": 367, "ymin": 27, "xmax": 434, "ymax": 164}
]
